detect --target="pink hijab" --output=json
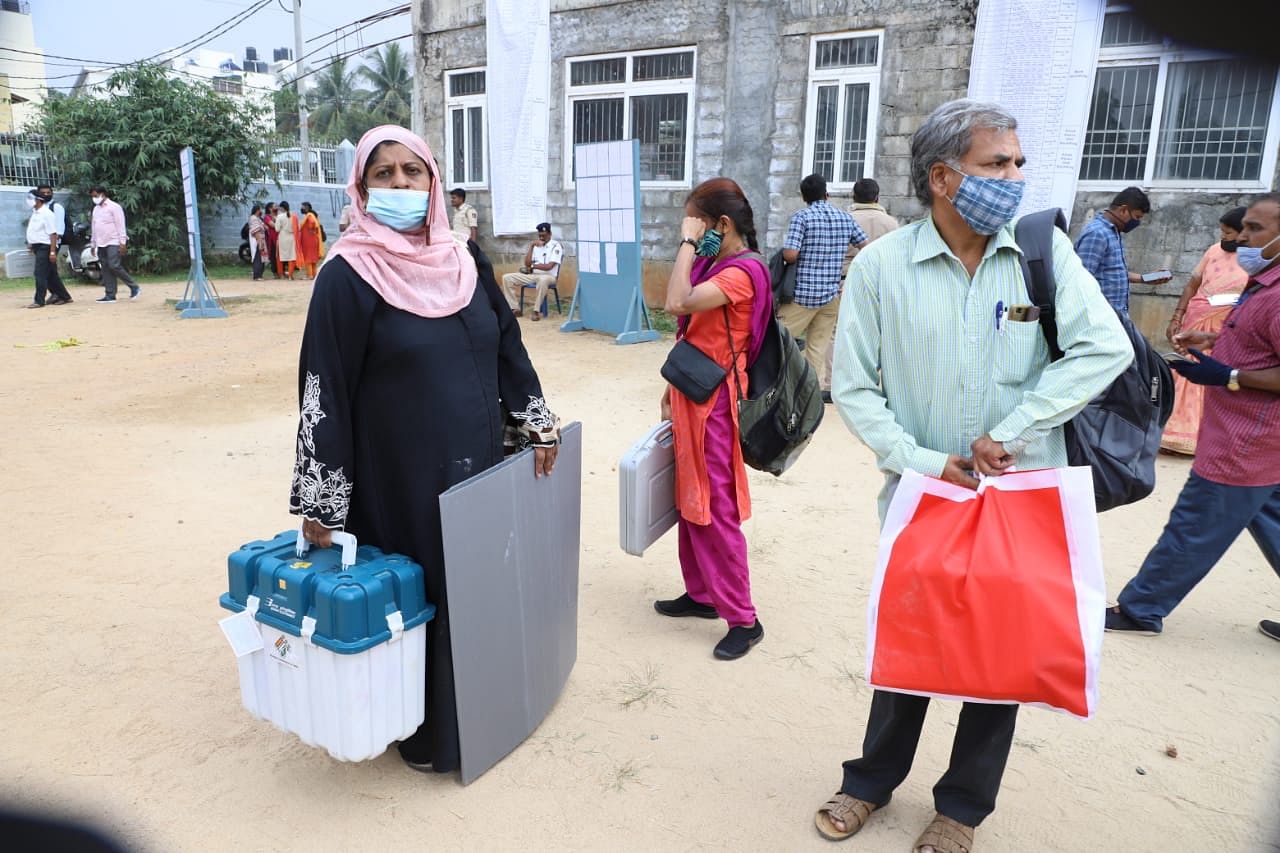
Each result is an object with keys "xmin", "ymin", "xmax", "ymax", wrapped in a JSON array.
[{"xmin": 325, "ymin": 125, "xmax": 477, "ymax": 318}]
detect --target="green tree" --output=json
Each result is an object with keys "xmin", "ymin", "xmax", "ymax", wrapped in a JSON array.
[
  {"xmin": 359, "ymin": 42, "xmax": 412, "ymax": 127},
  {"xmin": 38, "ymin": 63, "xmax": 270, "ymax": 272},
  {"xmin": 273, "ymin": 79, "xmax": 301, "ymax": 135},
  {"xmin": 308, "ymin": 56, "xmax": 369, "ymax": 138}
]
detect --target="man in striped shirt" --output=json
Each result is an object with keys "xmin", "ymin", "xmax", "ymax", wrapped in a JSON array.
[
  {"xmin": 818, "ymin": 100, "xmax": 1132, "ymax": 850},
  {"xmin": 1107, "ymin": 193, "xmax": 1280, "ymax": 642},
  {"xmin": 781, "ymin": 174, "xmax": 868, "ymax": 401}
]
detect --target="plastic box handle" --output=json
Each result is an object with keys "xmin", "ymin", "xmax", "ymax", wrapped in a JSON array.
[{"xmin": 295, "ymin": 529, "xmax": 357, "ymax": 567}]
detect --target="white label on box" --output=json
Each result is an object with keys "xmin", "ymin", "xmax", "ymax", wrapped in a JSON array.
[
  {"xmin": 219, "ymin": 610, "xmax": 264, "ymax": 658},
  {"xmin": 268, "ymin": 632, "xmax": 303, "ymax": 670}
]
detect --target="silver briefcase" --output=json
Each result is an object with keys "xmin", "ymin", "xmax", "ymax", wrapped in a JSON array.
[{"xmin": 619, "ymin": 421, "xmax": 677, "ymax": 556}]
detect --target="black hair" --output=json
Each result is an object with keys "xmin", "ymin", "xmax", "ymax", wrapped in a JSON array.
[
  {"xmin": 1110, "ymin": 186, "xmax": 1151, "ymax": 214},
  {"xmin": 251, "ymin": 204, "xmax": 262, "ymax": 215},
  {"xmin": 300, "ymin": 201, "xmax": 312, "ymax": 213},
  {"xmin": 1219, "ymin": 206, "xmax": 1247, "ymax": 231},
  {"xmin": 279, "ymin": 201, "xmax": 290, "ymax": 212},
  {"xmin": 686, "ymin": 177, "xmax": 759, "ymax": 252},
  {"xmin": 852, "ymin": 178, "xmax": 880, "ymax": 204},
  {"xmin": 451, "ymin": 188, "xmax": 466, "ymax": 199},
  {"xmin": 90, "ymin": 185, "xmax": 108, "ymax": 196},
  {"xmin": 800, "ymin": 173, "xmax": 827, "ymax": 204}
]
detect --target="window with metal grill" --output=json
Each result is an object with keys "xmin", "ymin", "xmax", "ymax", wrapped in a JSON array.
[
  {"xmin": 1080, "ymin": 13, "xmax": 1279, "ymax": 188},
  {"xmin": 804, "ymin": 32, "xmax": 883, "ymax": 188},
  {"xmin": 565, "ymin": 48, "xmax": 696, "ymax": 185},
  {"xmin": 445, "ymin": 68, "xmax": 488, "ymax": 187}
]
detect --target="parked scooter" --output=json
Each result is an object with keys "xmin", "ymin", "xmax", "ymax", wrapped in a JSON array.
[{"xmin": 60, "ymin": 220, "xmax": 101, "ymax": 281}]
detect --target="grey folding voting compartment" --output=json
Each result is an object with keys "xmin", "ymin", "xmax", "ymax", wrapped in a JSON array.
[
  {"xmin": 619, "ymin": 420, "xmax": 678, "ymax": 557},
  {"xmin": 439, "ymin": 421, "xmax": 582, "ymax": 784}
]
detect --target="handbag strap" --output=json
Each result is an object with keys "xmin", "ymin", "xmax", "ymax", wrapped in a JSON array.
[{"xmin": 723, "ymin": 305, "xmax": 744, "ymax": 402}]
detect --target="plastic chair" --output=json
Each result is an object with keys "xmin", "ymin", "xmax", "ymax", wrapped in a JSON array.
[{"xmin": 519, "ymin": 277, "xmax": 562, "ymax": 316}]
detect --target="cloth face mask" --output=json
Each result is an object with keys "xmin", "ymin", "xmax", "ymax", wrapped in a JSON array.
[
  {"xmin": 365, "ymin": 188, "xmax": 432, "ymax": 232},
  {"xmin": 1220, "ymin": 239, "xmax": 1239, "ymax": 253},
  {"xmin": 1120, "ymin": 216, "xmax": 1141, "ymax": 233},
  {"xmin": 1235, "ymin": 233, "xmax": 1280, "ymax": 276},
  {"xmin": 695, "ymin": 228, "xmax": 723, "ymax": 257},
  {"xmin": 946, "ymin": 166, "xmax": 1025, "ymax": 236}
]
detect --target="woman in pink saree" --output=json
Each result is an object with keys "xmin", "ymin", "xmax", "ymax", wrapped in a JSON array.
[{"xmin": 1160, "ymin": 207, "xmax": 1248, "ymax": 454}]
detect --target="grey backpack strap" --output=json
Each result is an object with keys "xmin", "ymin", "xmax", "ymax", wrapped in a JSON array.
[{"xmin": 1013, "ymin": 208, "xmax": 1067, "ymax": 361}]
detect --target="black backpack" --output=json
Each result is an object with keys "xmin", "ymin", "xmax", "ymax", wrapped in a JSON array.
[
  {"xmin": 766, "ymin": 249, "xmax": 797, "ymax": 305},
  {"xmin": 52, "ymin": 202, "xmax": 73, "ymax": 248},
  {"xmin": 1014, "ymin": 208, "xmax": 1174, "ymax": 512},
  {"xmin": 241, "ymin": 222, "xmax": 250, "ymax": 240},
  {"xmin": 723, "ymin": 252, "xmax": 825, "ymax": 476}
]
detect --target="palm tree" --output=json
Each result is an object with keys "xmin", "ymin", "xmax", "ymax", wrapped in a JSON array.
[
  {"xmin": 308, "ymin": 56, "xmax": 367, "ymax": 138},
  {"xmin": 359, "ymin": 41, "xmax": 412, "ymax": 127}
]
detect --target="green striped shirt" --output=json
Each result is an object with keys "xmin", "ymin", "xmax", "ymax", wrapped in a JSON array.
[{"xmin": 831, "ymin": 214, "xmax": 1134, "ymax": 519}]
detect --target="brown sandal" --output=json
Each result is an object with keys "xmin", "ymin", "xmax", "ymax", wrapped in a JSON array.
[
  {"xmin": 913, "ymin": 813, "xmax": 974, "ymax": 853},
  {"xmin": 814, "ymin": 792, "xmax": 878, "ymax": 841}
]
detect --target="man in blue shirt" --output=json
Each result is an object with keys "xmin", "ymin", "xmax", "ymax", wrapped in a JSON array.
[
  {"xmin": 1073, "ymin": 186, "xmax": 1170, "ymax": 313},
  {"xmin": 782, "ymin": 174, "xmax": 868, "ymax": 402}
]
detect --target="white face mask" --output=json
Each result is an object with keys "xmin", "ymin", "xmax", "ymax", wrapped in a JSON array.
[
  {"xmin": 92, "ymin": 195, "xmax": 104, "ymax": 206},
  {"xmin": 25, "ymin": 196, "xmax": 35, "ymax": 209}
]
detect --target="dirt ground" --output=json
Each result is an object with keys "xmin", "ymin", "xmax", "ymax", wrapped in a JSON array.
[{"xmin": 2, "ymin": 275, "xmax": 1278, "ymax": 853}]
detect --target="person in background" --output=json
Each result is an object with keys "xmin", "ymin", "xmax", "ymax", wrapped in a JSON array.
[
  {"xmin": 655, "ymin": 177, "xmax": 773, "ymax": 661},
  {"xmin": 264, "ymin": 202, "xmax": 280, "ymax": 279},
  {"xmin": 831, "ymin": 178, "xmax": 900, "ymax": 384},
  {"xmin": 89, "ymin": 185, "xmax": 140, "ymax": 303},
  {"xmin": 781, "ymin": 174, "xmax": 868, "ymax": 404},
  {"xmin": 501, "ymin": 223, "xmax": 563, "ymax": 320},
  {"xmin": 450, "ymin": 188, "xmax": 478, "ymax": 242},
  {"xmin": 248, "ymin": 204, "xmax": 268, "ymax": 281},
  {"xmin": 36, "ymin": 183, "xmax": 71, "ymax": 303},
  {"xmin": 1159, "ymin": 206, "xmax": 1249, "ymax": 454},
  {"xmin": 822, "ymin": 98, "xmax": 1131, "ymax": 851},
  {"xmin": 1106, "ymin": 193, "xmax": 1280, "ymax": 642},
  {"xmin": 1073, "ymin": 186, "xmax": 1171, "ymax": 314},
  {"xmin": 275, "ymin": 201, "xmax": 299, "ymax": 281},
  {"xmin": 293, "ymin": 124, "xmax": 560, "ymax": 775},
  {"xmin": 298, "ymin": 201, "xmax": 325, "ymax": 280},
  {"xmin": 25, "ymin": 188, "xmax": 72, "ymax": 308},
  {"xmin": 338, "ymin": 203, "xmax": 352, "ymax": 233}
]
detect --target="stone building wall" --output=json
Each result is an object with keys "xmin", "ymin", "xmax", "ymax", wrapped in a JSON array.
[{"xmin": 415, "ymin": 0, "xmax": 1279, "ymax": 342}]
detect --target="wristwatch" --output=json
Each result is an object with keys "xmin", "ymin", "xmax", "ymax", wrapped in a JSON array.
[
  {"xmin": 679, "ymin": 238, "xmax": 698, "ymax": 251},
  {"xmin": 1227, "ymin": 369, "xmax": 1240, "ymax": 392}
]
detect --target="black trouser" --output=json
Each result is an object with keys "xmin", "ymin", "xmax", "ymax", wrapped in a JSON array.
[
  {"xmin": 30, "ymin": 245, "xmax": 71, "ymax": 305},
  {"xmin": 252, "ymin": 244, "xmax": 265, "ymax": 279},
  {"xmin": 47, "ymin": 248, "xmax": 71, "ymax": 301},
  {"xmin": 840, "ymin": 690, "xmax": 1018, "ymax": 827},
  {"xmin": 99, "ymin": 244, "xmax": 137, "ymax": 297}
]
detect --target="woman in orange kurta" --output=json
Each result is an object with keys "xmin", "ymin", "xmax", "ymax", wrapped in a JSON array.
[
  {"xmin": 297, "ymin": 201, "xmax": 325, "ymax": 279},
  {"xmin": 1160, "ymin": 207, "xmax": 1249, "ymax": 454},
  {"xmin": 655, "ymin": 178, "xmax": 773, "ymax": 661}
]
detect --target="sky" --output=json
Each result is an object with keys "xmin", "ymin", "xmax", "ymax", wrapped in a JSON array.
[{"xmin": 26, "ymin": 0, "xmax": 412, "ymax": 91}]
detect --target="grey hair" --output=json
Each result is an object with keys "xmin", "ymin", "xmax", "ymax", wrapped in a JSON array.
[{"xmin": 910, "ymin": 99, "xmax": 1018, "ymax": 207}]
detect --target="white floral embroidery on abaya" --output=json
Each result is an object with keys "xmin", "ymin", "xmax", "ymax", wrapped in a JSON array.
[{"xmin": 290, "ymin": 371, "xmax": 352, "ymax": 525}]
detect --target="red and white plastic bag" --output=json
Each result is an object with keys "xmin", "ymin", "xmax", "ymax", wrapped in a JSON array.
[{"xmin": 867, "ymin": 467, "xmax": 1105, "ymax": 719}]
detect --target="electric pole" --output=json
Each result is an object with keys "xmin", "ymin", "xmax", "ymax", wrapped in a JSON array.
[{"xmin": 293, "ymin": 0, "xmax": 311, "ymax": 181}]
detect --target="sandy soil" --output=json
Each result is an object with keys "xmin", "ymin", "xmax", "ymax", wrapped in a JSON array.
[{"xmin": 2, "ymin": 275, "xmax": 1278, "ymax": 853}]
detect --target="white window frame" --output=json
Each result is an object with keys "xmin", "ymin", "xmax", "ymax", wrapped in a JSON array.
[
  {"xmin": 1079, "ymin": 10, "xmax": 1280, "ymax": 193},
  {"xmin": 443, "ymin": 67, "xmax": 488, "ymax": 190},
  {"xmin": 561, "ymin": 46, "xmax": 697, "ymax": 190},
  {"xmin": 802, "ymin": 30, "xmax": 883, "ymax": 192}
]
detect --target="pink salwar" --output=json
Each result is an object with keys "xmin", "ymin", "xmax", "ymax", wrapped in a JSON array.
[{"xmin": 677, "ymin": 384, "xmax": 757, "ymax": 628}]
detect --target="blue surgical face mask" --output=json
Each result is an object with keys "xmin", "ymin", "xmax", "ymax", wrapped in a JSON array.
[
  {"xmin": 1236, "ymin": 233, "xmax": 1280, "ymax": 276},
  {"xmin": 365, "ymin": 188, "xmax": 431, "ymax": 232},
  {"xmin": 945, "ymin": 166, "xmax": 1025, "ymax": 236},
  {"xmin": 695, "ymin": 228, "xmax": 723, "ymax": 257}
]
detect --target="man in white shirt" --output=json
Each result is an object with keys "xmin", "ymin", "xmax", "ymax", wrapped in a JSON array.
[
  {"xmin": 25, "ymin": 188, "xmax": 73, "ymax": 307},
  {"xmin": 35, "ymin": 184, "xmax": 73, "ymax": 303},
  {"xmin": 449, "ymin": 188, "xmax": 479, "ymax": 242},
  {"xmin": 502, "ymin": 222, "xmax": 562, "ymax": 320}
]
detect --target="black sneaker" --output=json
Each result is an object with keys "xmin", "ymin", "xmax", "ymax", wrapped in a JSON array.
[
  {"xmin": 1259, "ymin": 620, "xmax": 1280, "ymax": 642},
  {"xmin": 822, "ymin": 390, "xmax": 833, "ymax": 404},
  {"xmin": 714, "ymin": 621, "xmax": 764, "ymax": 660},
  {"xmin": 130, "ymin": 287, "xmax": 141, "ymax": 300},
  {"xmin": 653, "ymin": 593, "xmax": 718, "ymax": 619},
  {"xmin": 1104, "ymin": 605, "xmax": 1160, "ymax": 636},
  {"xmin": 96, "ymin": 295, "xmax": 117, "ymax": 303}
]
